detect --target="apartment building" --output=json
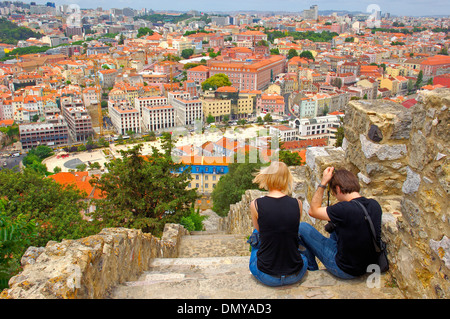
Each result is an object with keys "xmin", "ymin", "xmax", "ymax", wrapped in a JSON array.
[
  {"xmin": 269, "ymin": 125, "xmax": 298, "ymax": 142},
  {"xmin": 82, "ymin": 87, "xmax": 100, "ymax": 107},
  {"xmin": 61, "ymin": 102, "xmax": 94, "ymax": 142},
  {"xmin": 0, "ymin": 100, "xmax": 13, "ymax": 121},
  {"xmin": 19, "ymin": 115, "xmax": 69, "ymax": 150},
  {"xmin": 202, "ymin": 98, "xmax": 231, "ymax": 122},
  {"xmin": 135, "ymin": 96, "xmax": 168, "ymax": 117},
  {"xmin": 141, "ymin": 104, "xmax": 175, "ymax": 132},
  {"xmin": 186, "ymin": 65, "xmax": 209, "ymax": 85},
  {"xmin": 177, "ymin": 156, "xmax": 230, "ymax": 195},
  {"xmin": 289, "ymin": 113, "xmax": 343, "ymax": 141},
  {"xmin": 232, "ymin": 30, "xmax": 268, "ymax": 44},
  {"xmin": 98, "ymin": 69, "xmax": 118, "ymax": 88},
  {"xmin": 171, "ymin": 97, "xmax": 203, "ymax": 127},
  {"xmin": 108, "ymin": 100, "xmax": 140, "ymax": 135},
  {"xmin": 257, "ymin": 93, "xmax": 285, "ymax": 115},
  {"xmin": 207, "ymin": 55, "xmax": 285, "ymax": 91}
]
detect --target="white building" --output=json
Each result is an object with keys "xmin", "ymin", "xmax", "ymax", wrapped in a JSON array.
[
  {"xmin": 171, "ymin": 95, "xmax": 203, "ymax": 127},
  {"xmin": 0, "ymin": 100, "xmax": 13, "ymax": 120},
  {"xmin": 135, "ymin": 96, "xmax": 168, "ymax": 118},
  {"xmin": 289, "ymin": 113, "xmax": 343, "ymax": 142},
  {"xmin": 141, "ymin": 105, "xmax": 175, "ymax": 132},
  {"xmin": 269, "ymin": 125, "xmax": 298, "ymax": 142},
  {"xmin": 108, "ymin": 100, "xmax": 141, "ymax": 135}
]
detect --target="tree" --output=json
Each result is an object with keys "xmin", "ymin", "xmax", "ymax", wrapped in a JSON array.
[
  {"xmin": 439, "ymin": 47, "xmax": 448, "ymax": 55},
  {"xmin": 137, "ymin": 27, "xmax": 153, "ymax": 38},
  {"xmin": 22, "ymin": 145, "xmax": 53, "ymax": 176},
  {"xmin": 0, "ymin": 198, "xmax": 37, "ymax": 289},
  {"xmin": 416, "ymin": 70, "xmax": 423, "ymax": 88},
  {"xmin": 222, "ymin": 115, "xmax": 229, "ymax": 124},
  {"xmin": 287, "ymin": 48, "xmax": 298, "ymax": 60},
  {"xmin": 300, "ymin": 50, "xmax": 315, "ymax": 61},
  {"xmin": 88, "ymin": 135, "xmax": 199, "ymax": 237},
  {"xmin": 256, "ymin": 116, "xmax": 264, "ymax": 125},
  {"xmin": 334, "ymin": 116, "xmax": 345, "ymax": 147},
  {"xmin": 407, "ymin": 79, "xmax": 414, "ymax": 93},
  {"xmin": 263, "ymin": 113, "xmax": 273, "ymax": 123},
  {"xmin": 118, "ymin": 34, "xmax": 125, "ymax": 45},
  {"xmin": 211, "ymin": 153, "xmax": 263, "ymax": 217},
  {"xmin": 201, "ymin": 73, "xmax": 231, "ymax": 91},
  {"xmin": 278, "ymin": 150, "xmax": 303, "ymax": 166},
  {"xmin": 206, "ymin": 114, "xmax": 215, "ymax": 124},
  {"xmin": 270, "ymin": 48, "xmax": 280, "ymax": 55},
  {"xmin": 180, "ymin": 207, "xmax": 206, "ymax": 231},
  {"xmin": 29, "ymin": 145, "xmax": 53, "ymax": 160},
  {"xmin": 0, "ymin": 168, "xmax": 97, "ymax": 247},
  {"xmin": 181, "ymin": 48, "xmax": 194, "ymax": 59}
]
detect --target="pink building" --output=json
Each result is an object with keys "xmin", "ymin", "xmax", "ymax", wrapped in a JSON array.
[
  {"xmin": 257, "ymin": 93, "xmax": 285, "ymax": 115},
  {"xmin": 187, "ymin": 65, "xmax": 209, "ymax": 85}
]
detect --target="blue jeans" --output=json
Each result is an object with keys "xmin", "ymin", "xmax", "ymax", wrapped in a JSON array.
[
  {"xmin": 298, "ymin": 222, "xmax": 356, "ymax": 280},
  {"xmin": 248, "ymin": 229, "xmax": 308, "ymax": 287}
]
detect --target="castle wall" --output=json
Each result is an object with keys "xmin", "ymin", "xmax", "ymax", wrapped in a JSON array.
[{"xmin": 1, "ymin": 224, "xmax": 188, "ymax": 299}]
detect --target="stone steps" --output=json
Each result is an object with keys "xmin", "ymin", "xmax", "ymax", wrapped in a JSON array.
[
  {"xmin": 108, "ymin": 256, "xmax": 404, "ymax": 299},
  {"xmin": 108, "ymin": 209, "xmax": 405, "ymax": 299}
]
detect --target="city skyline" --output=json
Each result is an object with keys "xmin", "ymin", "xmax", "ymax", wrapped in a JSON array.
[{"xmin": 29, "ymin": 0, "xmax": 450, "ymax": 17}]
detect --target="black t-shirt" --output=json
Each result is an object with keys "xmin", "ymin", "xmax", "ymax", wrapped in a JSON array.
[
  {"xmin": 256, "ymin": 195, "xmax": 303, "ymax": 276},
  {"xmin": 326, "ymin": 197, "xmax": 382, "ymax": 276}
]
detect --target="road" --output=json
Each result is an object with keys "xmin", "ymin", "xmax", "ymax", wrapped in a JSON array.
[{"xmin": 0, "ymin": 154, "xmax": 24, "ymax": 171}]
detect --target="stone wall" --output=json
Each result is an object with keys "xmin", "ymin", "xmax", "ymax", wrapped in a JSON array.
[
  {"xmin": 1, "ymin": 224, "xmax": 188, "ymax": 299},
  {"xmin": 220, "ymin": 89, "xmax": 450, "ymax": 299}
]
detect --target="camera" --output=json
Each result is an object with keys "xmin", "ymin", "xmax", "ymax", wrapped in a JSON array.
[{"xmin": 324, "ymin": 221, "xmax": 336, "ymax": 233}]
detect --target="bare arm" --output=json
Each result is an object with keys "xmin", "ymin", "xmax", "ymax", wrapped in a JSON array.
[
  {"xmin": 297, "ymin": 198, "xmax": 303, "ymax": 220},
  {"xmin": 250, "ymin": 199, "xmax": 259, "ymax": 231},
  {"xmin": 308, "ymin": 167, "xmax": 334, "ymax": 221}
]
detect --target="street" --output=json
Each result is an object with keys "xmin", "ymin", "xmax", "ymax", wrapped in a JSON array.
[{"xmin": 0, "ymin": 154, "xmax": 24, "ymax": 171}]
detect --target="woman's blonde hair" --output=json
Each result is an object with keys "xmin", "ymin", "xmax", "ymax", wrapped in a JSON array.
[{"xmin": 253, "ymin": 161, "xmax": 293, "ymax": 194}]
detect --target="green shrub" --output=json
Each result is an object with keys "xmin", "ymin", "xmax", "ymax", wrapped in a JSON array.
[{"xmin": 180, "ymin": 208, "xmax": 207, "ymax": 231}]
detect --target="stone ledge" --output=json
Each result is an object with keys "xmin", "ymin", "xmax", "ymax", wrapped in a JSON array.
[{"xmin": 1, "ymin": 224, "xmax": 188, "ymax": 299}]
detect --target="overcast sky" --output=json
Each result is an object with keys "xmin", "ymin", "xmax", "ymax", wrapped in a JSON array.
[{"xmin": 51, "ymin": 0, "xmax": 449, "ymax": 17}]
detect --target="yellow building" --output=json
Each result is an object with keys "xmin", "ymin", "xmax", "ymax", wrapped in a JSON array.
[
  {"xmin": 378, "ymin": 76, "xmax": 399, "ymax": 95},
  {"xmin": 236, "ymin": 96, "xmax": 254, "ymax": 117},
  {"xmin": 177, "ymin": 156, "xmax": 230, "ymax": 195},
  {"xmin": 202, "ymin": 98, "xmax": 231, "ymax": 122}
]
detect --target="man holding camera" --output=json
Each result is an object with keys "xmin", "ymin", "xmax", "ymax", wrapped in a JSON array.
[{"xmin": 298, "ymin": 167, "xmax": 383, "ymax": 279}]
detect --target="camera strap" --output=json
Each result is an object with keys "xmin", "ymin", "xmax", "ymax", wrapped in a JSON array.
[{"xmin": 353, "ymin": 200, "xmax": 381, "ymax": 253}]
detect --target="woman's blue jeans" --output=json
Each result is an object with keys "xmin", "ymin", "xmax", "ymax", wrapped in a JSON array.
[
  {"xmin": 248, "ymin": 229, "xmax": 308, "ymax": 287},
  {"xmin": 297, "ymin": 222, "xmax": 356, "ymax": 280}
]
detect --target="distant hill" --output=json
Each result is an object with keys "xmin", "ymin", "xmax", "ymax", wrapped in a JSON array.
[{"xmin": 0, "ymin": 18, "xmax": 43, "ymax": 45}]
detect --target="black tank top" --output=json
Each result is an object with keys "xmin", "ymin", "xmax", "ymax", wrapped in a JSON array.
[{"xmin": 256, "ymin": 195, "xmax": 303, "ymax": 276}]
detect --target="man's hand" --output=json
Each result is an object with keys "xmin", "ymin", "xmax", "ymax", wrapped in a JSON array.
[{"xmin": 321, "ymin": 167, "xmax": 335, "ymax": 186}]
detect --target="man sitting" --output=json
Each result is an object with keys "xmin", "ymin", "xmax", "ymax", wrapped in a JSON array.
[{"xmin": 298, "ymin": 167, "xmax": 382, "ymax": 279}]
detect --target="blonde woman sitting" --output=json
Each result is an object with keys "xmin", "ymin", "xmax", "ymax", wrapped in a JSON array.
[{"xmin": 248, "ymin": 161, "xmax": 308, "ymax": 287}]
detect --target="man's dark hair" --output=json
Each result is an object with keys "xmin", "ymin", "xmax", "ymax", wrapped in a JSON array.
[{"xmin": 329, "ymin": 169, "xmax": 360, "ymax": 194}]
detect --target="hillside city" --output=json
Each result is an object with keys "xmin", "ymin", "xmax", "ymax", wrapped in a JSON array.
[{"xmin": 0, "ymin": 2, "xmax": 449, "ymax": 196}]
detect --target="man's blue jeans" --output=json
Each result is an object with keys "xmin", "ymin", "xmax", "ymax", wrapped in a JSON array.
[
  {"xmin": 248, "ymin": 229, "xmax": 308, "ymax": 287},
  {"xmin": 298, "ymin": 222, "xmax": 356, "ymax": 280}
]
